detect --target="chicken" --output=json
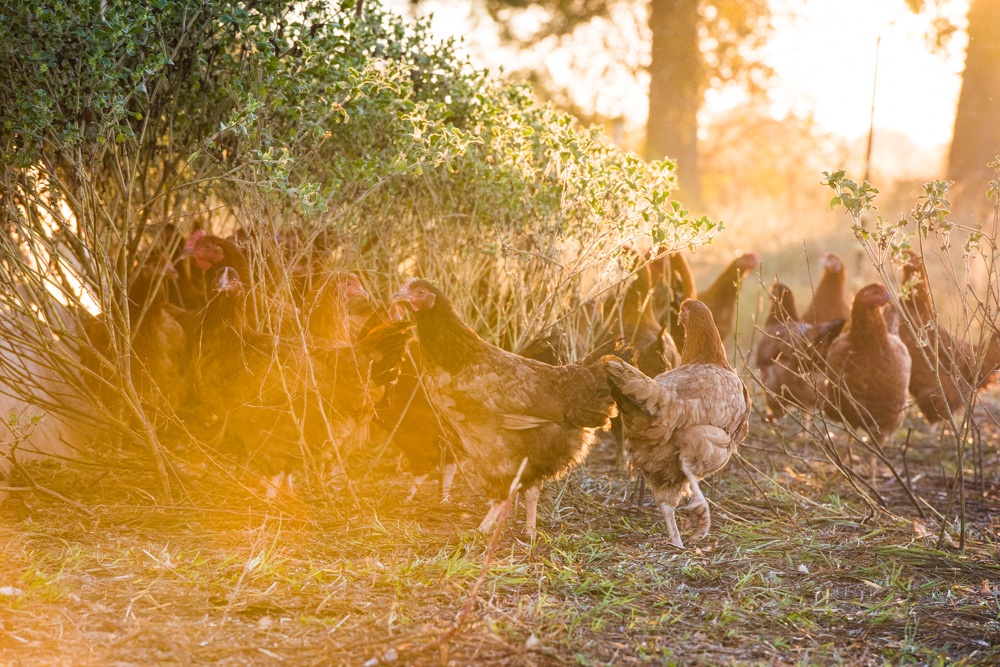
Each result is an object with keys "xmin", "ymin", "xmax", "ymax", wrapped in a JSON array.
[
  {"xmin": 82, "ymin": 255, "xmax": 189, "ymax": 425},
  {"xmin": 178, "ymin": 230, "xmax": 266, "ymax": 329},
  {"xmin": 897, "ymin": 252, "xmax": 977, "ymax": 423},
  {"xmin": 696, "ymin": 252, "xmax": 761, "ymax": 341},
  {"xmin": 393, "ymin": 278, "xmax": 632, "ymax": 537},
  {"xmin": 192, "ymin": 266, "xmax": 413, "ymax": 494},
  {"xmin": 305, "ymin": 272, "xmax": 373, "ymax": 347},
  {"xmin": 372, "ymin": 343, "xmax": 462, "ymax": 503},
  {"xmin": 320, "ymin": 279, "xmax": 464, "ymax": 504},
  {"xmin": 127, "ymin": 256, "xmax": 190, "ymax": 422},
  {"xmin": 606, "ymin": 263, "xmax": 681, "ymax": 377},
  {"xmin": 802, "ymin": 252, "xmax": 851, "ymax": 324},
  {"xmin": 651, "ymin": 251, "xmax": 697, "ymax": 351},
  {"xmin": 605, "ymin": 299, "xmax": 750, "ymax": 548},
  {"xmin": 376, "ymin": 325, "xmax": 569, "ymax": 504},
  {"xmin": 755, "ymin": 282, "xmax": 845, "ymax": 419},
  {"xmin": 604, "ymin": 262, "xmax": 681, "ymax": 465},
  {"xmin": 978, "ymin": 330, "xmax": 1000, "ymax": 389},
  {"xmin": 823, "ymin": 283, "xmax": 911, "ymax": 469}
]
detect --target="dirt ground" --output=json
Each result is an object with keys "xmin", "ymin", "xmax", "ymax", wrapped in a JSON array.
[{"xmin": 2, "ymin": 408, "xmax": 1000, "ymax": 666}]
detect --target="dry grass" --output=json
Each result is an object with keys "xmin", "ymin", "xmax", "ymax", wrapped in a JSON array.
[{"xmin": 2, "ymin": 405, "xmax": 1000, "ymax": 667}]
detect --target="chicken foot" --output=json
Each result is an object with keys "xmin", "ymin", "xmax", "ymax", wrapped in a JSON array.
[
  {"xmin": 657, "ymin": 502, "xmax": 684, "ymax": 548},
  {"xmin": 406, "ymin": 474, "xmax": 429, "ymax": 502},
  {"xmin": 681, "ymin": 463, "xmax": 711, "ymax": 541},
  {"xmin": 477, "ymin": 485, "xmax": 540, "ymax": 538},
  {"xmin": 264, "ymin": 472, "xmax": 293, "ymax": 499}
]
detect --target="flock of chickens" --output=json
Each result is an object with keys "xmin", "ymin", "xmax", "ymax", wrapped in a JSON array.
[
  {"xmin": 758, "ymin": 251, "xmax": 1000, "ymax": 455},
  {"xmin": 76, "ymin": 229, "xmax": 1000, "ymax": 548}
]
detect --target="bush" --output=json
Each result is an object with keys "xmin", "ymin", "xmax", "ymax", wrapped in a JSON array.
[{"xmin": 0, "ymin": 0, "xmax": 714, "ymax": 497}]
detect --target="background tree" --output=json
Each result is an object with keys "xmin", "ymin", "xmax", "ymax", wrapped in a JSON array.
[
  {"xmin": 946, "ymin": 0, "xmax": 1000, "ymax": 217},
  {"xmin": 470, "ymin": 0, "xmax": 773, "ymax": 206}
]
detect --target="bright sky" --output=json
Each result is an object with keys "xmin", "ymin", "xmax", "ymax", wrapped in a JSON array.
[
  {"xmin": 402, "ymin": 0, "xmax": 970, "ymax": 151},
  {"xmin": 756, "ymin": 0, "xmax": 969, "ymax": 149}
]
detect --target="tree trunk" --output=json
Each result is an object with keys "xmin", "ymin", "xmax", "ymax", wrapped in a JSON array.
[
  {"xmin": 646, "ymin": 0, "xmax": 703, "ymax": 206},
  {"xmin": 947, "ymin": 0, "xmax": 1000, "ymax": 219}
]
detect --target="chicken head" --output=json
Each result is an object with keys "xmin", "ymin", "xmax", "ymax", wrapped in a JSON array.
[
  {"xmin": 820, "ymin": 252, "xmax": 845, "ymax": 274},
  {"xmin": 736, "ymin": 252, "xmax": 762, "ymax": 273},
  {"xmin": 342, "ymin": 273, "xmax": 369, "ymax": 303},
  {"xmin": 393, "ymin": 278, "xmax": 437, "ymax": 312},
  {"xmin": 855, "ymin": 282, "xmax": 890, "ymax": 309},
  {"xmin": 768, "ymin": 282, "xmax": 799, "ymax": 324},
  {"xmin": 179, "ymin": 229, "xmax": 225, "ymax": 271}
]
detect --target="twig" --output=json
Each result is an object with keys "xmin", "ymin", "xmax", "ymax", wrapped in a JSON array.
[
  {"xmin": 7, "ymin": 447, "xmax": 95, "ymax": 518},
  {"xmin": 370, "ymin": 458, "xmax": 529, "ymax": 665}
]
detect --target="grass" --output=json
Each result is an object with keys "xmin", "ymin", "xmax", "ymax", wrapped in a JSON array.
[{"xmin": 2, "ymin": 410, "xmax": 999, "ymax": 667}]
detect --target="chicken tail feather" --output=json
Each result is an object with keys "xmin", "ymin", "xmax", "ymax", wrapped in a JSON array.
[
  {"xmin": 581, "ymin": 336, "xmax": 637, "ymax": 367},
  {"xmin": 604, "ymin": 358, "xmax": 660, "ymax": 420}
]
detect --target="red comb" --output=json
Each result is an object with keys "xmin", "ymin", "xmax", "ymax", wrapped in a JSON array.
[{"xmin": 184, "ymin": 229, "xmax": 207, "ymax": 251}]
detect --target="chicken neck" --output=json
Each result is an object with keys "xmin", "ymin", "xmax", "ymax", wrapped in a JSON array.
[
  {"xmin": 847, "ymin": 302, "xmax": 892, "ymax": 352},
  {"xmin": 765, "ymin": 287, "xmax": 799, "ymax": 327},
  {"xmin": 680, "ymin": 315, "xmax": 731, "ymax": 369},
  {"xmin": 412, "ymin": 295, "xmax": 489, "ymax": 374},
  {"xmin": 807, "ymin": 268, "xmax": 847, "ymax": 319},
  {"xmin": 901, "ymin": 261, "xmax": 934, "ymax": 323},
  {"xmin": 700, "ymin": 259, "xmax": 745, "ymax": 302}
]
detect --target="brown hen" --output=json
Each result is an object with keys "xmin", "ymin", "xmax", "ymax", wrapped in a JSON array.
[
  {"xmin": 755, "ymin": 282, "xmax": 844, "ymax": 419},
  {"xmin": 802, "ymin": 252, "xmax": 851, "ymax": 324},
  {"xmin": 651, "ymin": 251, "xmax": 697, "ymax": 351},
  {"xmin": 394, "ymin": 278, "xmax": 632, "ymax": 537},
  {"xmin": 898, "ymin": 252, "xmax": 977, "ymax": 423},
  {"xmin": 192, "ymin": 266, "xmax": 413, "ymax": 495},
  {"xmin": 82, "ymin": 255, "xmax": 189, "ymax": 425},
  {"xmin": 696, "ymin": 252, "xmax": 761, "ymax": 341},
  {"xmin": 605, "ymin": 299, "xmax": 750, "ymax": 548},
  {"xmin": 823, "ymin": 283, "xmax": 911, "ymax": 470},
  {"xmin": 606, "ymin": 263, "xmax": 681, "ymax": 377}
]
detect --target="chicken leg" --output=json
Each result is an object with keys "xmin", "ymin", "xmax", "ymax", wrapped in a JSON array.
[
  {"xmin": 681, "ymin": 462, "xmax": 711, "ymax": 541},
  {"xmin": 524, "ymin": 485, "xmax": 540, "ymax": 539},
  {"xmin": 440, "ymin": 463, "xmax": 456, "ymax": 504},
  {"xmin": 477, "ymin": 501, "xmax": 505, "ymax": 533},
  {"xmin": 265, "ymin": 472, "xmax": 287, "ymax": 499},
  {"xmin": 677, "ymin": 425, "xmax": 732, "ymax": 541},
  {"xmin": 406, "ymin": 474, "xmax": 429, "ymax": 502},
  {"xmin": 650, "ymin": 484, "xmax": 686, "ymax": 548}
]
